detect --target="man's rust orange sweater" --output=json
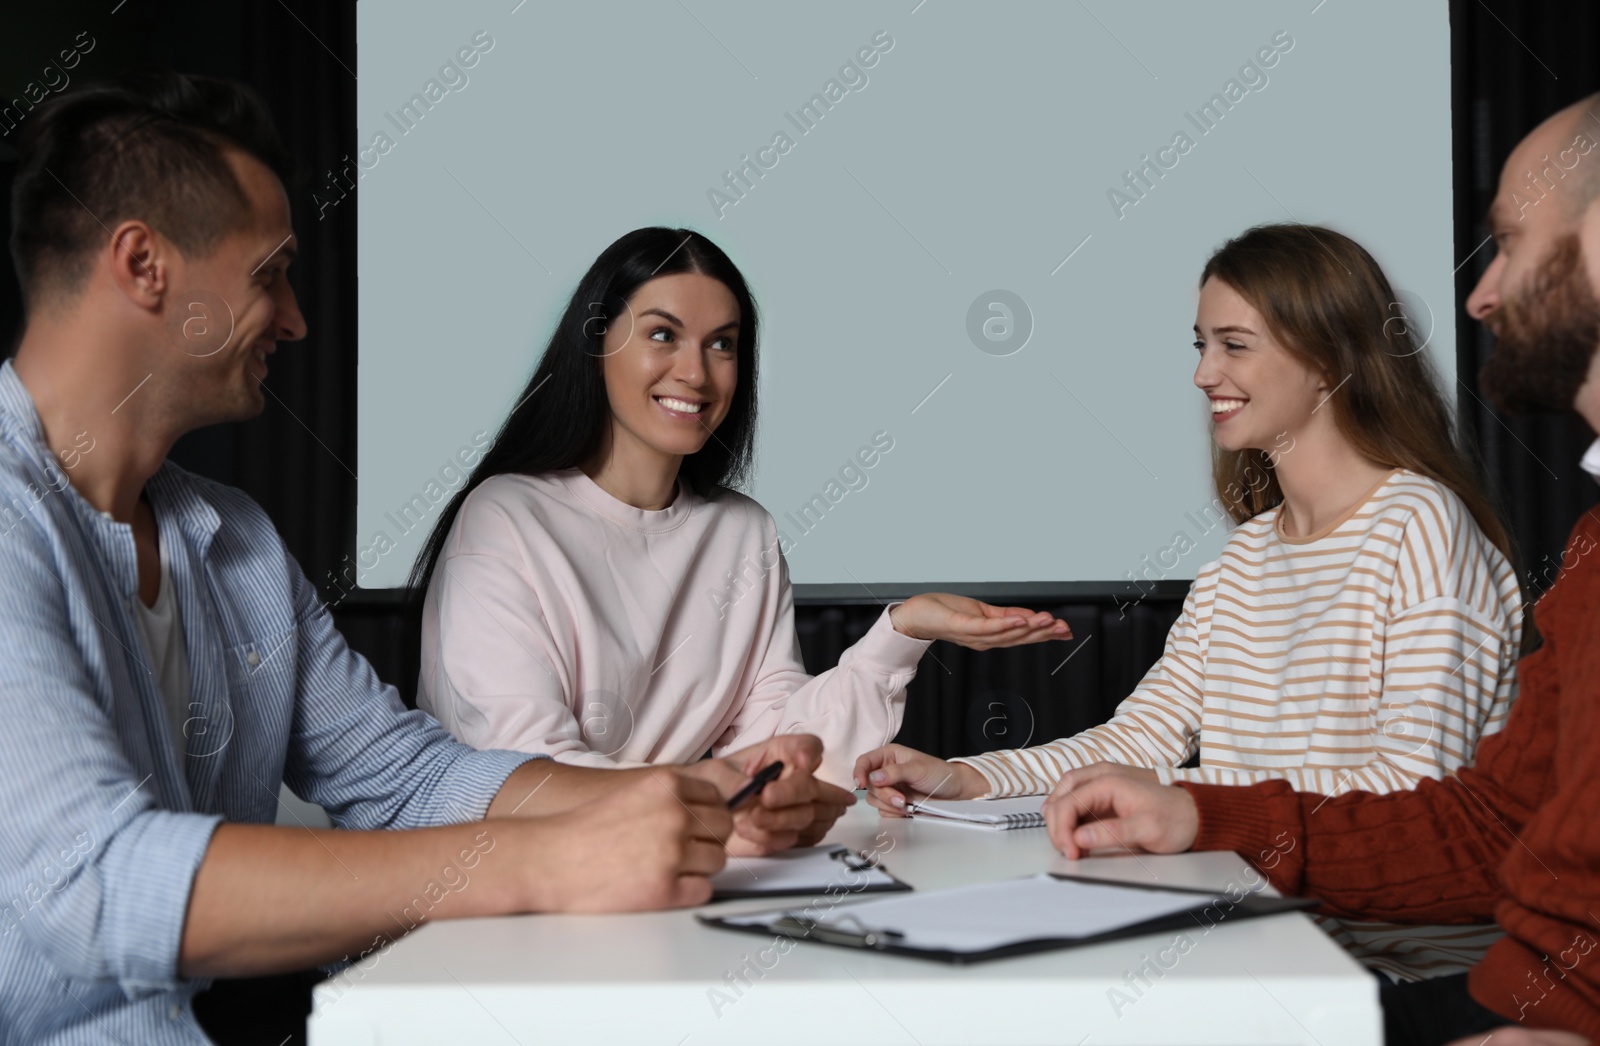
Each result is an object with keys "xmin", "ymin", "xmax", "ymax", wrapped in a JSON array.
[{"xmin": 1180, "ymin": 505, "xmax": 1600, "ymax": 1036}]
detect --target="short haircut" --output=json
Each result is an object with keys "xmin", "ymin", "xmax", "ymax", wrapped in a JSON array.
[{"xmin": 9, "ymin": 70, "xmax": 293, "ymax": 310}]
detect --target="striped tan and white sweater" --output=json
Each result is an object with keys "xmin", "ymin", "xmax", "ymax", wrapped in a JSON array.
[{"xmin": 956, "ymin": 469, "xmax": 1525, "ymax": 980}]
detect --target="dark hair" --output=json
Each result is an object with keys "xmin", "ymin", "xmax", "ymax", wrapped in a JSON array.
[
  {"xmin": 10, "ymin": 69, "xmax": 293, "ymax": 308},
  {"xmin": 1199, "ymin": 223, "xmax": 1516, "ymax": 568},
  {"xmin": 407, "ymin": 227, "xmax": 760, "ymax": 604}
]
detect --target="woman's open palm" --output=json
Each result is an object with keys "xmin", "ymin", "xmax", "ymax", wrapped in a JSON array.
[{"xmin": 890, "ymin": 593, "xmax": 1071, "ymax": 651}]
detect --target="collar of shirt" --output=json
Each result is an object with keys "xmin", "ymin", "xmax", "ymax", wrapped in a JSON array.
[
  {"xmin": 0, "ymin": 360, "xmax": 222, "ymax": 599},
  {"xmin": 1582, "ymin": 438, "xmax": 1600, "ymax": 486}
]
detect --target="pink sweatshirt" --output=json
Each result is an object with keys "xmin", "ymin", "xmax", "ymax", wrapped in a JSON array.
[{"xmin": 416, "ymin": 469, "xmax": 932, "ymax": 786}]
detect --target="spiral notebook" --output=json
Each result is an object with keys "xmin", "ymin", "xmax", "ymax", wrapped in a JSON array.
[
  {"xmin": 907, "ymin": 796, "xmax": 1046, "ymax": 830},
  {"xmin": 701, "ymin": 871, "xmax": 1316, "ymax": 964}
]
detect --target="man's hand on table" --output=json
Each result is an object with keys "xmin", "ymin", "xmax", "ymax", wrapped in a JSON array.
[
  {"xmin": 484, "ymin": 734, "xmax": 853, "ymax": 914},
  {"xmin": 487, "ymin": 734, "xmax": 852, "ymax": 857},
  {"xmin": 516, "ymin": 767, "xmax": 732, "ymax": 911},
  {"xmin": 1041, "ymin": 766, "xmax": 1199, "ymax": 859}
]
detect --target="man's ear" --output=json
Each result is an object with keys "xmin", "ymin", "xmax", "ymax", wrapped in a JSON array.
[
  {"xmin": 1577, "ymin": 195, "xmax": 1600, "ymax": 295},
  {"xmin": 103, "ymin": 220, "xmax": 168, "ymax": 310}
]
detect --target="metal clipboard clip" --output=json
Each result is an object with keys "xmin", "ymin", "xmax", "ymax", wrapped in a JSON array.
[
  {"xmin": 828, "ymin": 847, "xmax": 881, "ymax": 873},
  {"xmin": 771, "ymin": 912, "xmax": 905, "ymax": 950}
]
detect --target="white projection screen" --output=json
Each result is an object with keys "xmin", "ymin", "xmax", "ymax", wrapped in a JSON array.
[{"xmin": 354, "ymin": 0, "xmax": 1454, "ymax": 596}]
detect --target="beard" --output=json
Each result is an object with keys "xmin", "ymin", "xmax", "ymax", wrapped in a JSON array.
[{"xmin": 1480, "ymin": 231, "xmax": 1600, "ymax": 415}]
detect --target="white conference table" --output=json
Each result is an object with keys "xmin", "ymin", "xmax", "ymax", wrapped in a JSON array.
[{"xmin": 307, "ymin": 800, "xmax": 1381, "ymax": 1045}]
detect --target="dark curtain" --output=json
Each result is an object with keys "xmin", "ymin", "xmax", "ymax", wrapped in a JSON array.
[
  {"xmin": 227, "ymin": 2, "xmax": 361, "ymax": 596},
  {"xmin": 1, "ymin": 1, "xmax": 1595, "ymax": 761},
  {"xmin": 0, "ymin": 2, "xmax": 359, "ymax": 596},
  {"xmin": 857, "ymin": 600, "xmax": 1185, "ymax": 760},
  {"xmin": 1451, "ymin": 2, "xmax": 1600, "ymax": 591}
]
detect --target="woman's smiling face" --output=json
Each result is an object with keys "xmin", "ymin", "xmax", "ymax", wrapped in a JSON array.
[
  {"xmin": 1192, "ymin": 276, "xmax": 1326, "ymax": 454},
  {"xmin": 597, "ymin": 271, "xmax": 741, "ymax": 466}
]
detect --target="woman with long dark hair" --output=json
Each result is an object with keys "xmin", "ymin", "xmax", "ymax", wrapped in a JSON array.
[
  {"xmin": 856, "ymin": 223, "xmax": 1526, "ymax": 982},
  {"xmin": 410, "ymin": 227, "xmax": 1068, "ymax": 790}
]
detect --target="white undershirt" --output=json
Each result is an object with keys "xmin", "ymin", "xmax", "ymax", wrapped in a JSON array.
[
  {"xmin": 1582, "ymin": 437, "xmax": 1600, "ymax": 485},
  {"xmin": 131, "ymin": 529, "xmax": 192, "ymax": 767}
]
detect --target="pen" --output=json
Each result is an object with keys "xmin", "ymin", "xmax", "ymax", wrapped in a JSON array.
[{"xmin": 726, "ymin": 760, "xmax": 784, "ymax": 810}]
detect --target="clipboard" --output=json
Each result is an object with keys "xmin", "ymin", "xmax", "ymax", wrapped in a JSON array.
[
  {"xmin": 699, "ymin": 871, "xmax": 1317, "ymax": 964},
  {"xmin": 708, "ymin": 845, "xmax": 913, "ymax": 902}
]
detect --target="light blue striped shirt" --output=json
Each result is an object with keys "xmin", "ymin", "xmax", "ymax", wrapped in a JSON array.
[{"xmin": 0, "ymin": 362, "xmax": 537, "ymax": 1044}]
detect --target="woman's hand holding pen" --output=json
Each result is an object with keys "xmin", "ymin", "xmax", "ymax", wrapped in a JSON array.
[
  {"xmin": 680, "ymin": 733, "xmax": 856, "ymax": 856},
  {"xmin": 853, "ymin": 743, "xmax": 991, "ymax": 814},
  {"xmin": 889, "ymin": 593, "xmax": 1071, "ymax": 651}
]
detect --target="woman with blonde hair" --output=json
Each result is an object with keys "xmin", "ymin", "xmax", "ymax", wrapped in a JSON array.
[{"xmin": 856, "ymin": 223, "xmax": 1525, "ymax": 983}]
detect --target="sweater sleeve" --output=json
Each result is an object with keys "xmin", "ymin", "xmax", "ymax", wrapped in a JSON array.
[
  {"xmin": 1162, "ymin": 594, "xmax": 1517, "ymax": 794},
  {"xmin": 713, "ymin": 526, "xmax": 930, "ymax": 788},
  {"xmin": 953, "ymin": 581, "xmax": 1209, "ymax": 797},
  {"xmin": 1177, "ymin": 616, "xmax": 1559, "ymax": 924}
]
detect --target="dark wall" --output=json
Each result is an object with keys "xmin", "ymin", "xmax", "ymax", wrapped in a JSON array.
[
  {"xmin": 1451, "ymin": 2, "xmax": 1600, "ymax": 590},
  {"xmin": 2, "ymin": 2, "xmax": 1594, "ymax": 763},
  {"xmin": 1, "ymin": 3, "xmax": 359, "ymax": 589}
]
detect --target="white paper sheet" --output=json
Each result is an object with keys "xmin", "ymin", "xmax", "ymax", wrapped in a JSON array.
[
  {"xmin": 721, "ymin": 873, "xmax": 1211, "ymax": 952},
  {"xmin": 710, "ymin": 846, "xmax": 901, "ymax": 898}
]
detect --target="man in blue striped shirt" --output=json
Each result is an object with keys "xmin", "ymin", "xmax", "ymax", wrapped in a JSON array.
[{"xmin": 0, "ymin": 71, "xmax": 852, "ymax": 1044}]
